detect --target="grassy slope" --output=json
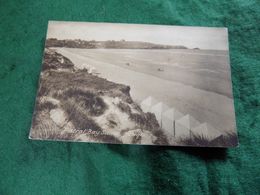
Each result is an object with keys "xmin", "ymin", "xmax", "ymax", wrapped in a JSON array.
[{"xmin": 30, "ymin": 49, "xmax": 168, "ymax": 145}]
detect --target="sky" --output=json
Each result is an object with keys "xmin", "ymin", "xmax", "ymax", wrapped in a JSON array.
[{"xmin": 47, "ymin": 21, "xmax": 229, "ymax": 50}]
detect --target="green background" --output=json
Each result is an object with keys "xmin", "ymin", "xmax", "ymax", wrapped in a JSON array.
[{"xmin": 0, "ymin": 0, "xmax": 259, "ymax": 194}]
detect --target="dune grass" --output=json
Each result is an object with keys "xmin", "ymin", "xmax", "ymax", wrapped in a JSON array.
[
  {"xmin": 61, "ymin": 100, "xmax": 102, "ymax": 131},
  {"xmin": 36, "ymin": 101, "xmax": 57, "ymax": 112},
  {"xmin": 63, "ymin": 88, "xmax": 107, "ymax": 117}
]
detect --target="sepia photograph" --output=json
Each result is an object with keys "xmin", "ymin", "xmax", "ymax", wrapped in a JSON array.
[{"xmin": 29, "ymin": 21, "xmax": 238, "ymax": 147}]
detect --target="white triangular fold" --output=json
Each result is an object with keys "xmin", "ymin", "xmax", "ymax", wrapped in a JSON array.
[
  {"xmin": 192, "ymin": 123, "xmax": 222, "ymax": 141},
  {"xmin": 140, "ymin": 96, "xmax": 158, "ymax": 112},
  {"xmin": 174, "ymin": 115, "xmax": 200, "ymax": 138},
  {"xmin": 150, "ymin": 102, "xmax": 169, "ymax": 125},
  {"xmin": 162, "ymin": 107, "xmax": 184, "ymax": 136},
  {"xmin": 176, "ymin": 114, "xmax": 200, "ymax": 130}
]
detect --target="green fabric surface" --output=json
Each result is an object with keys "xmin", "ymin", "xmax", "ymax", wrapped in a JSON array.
[{"xmin": 0, "ymin": 0, "xmax": 259, "ymax": 194}]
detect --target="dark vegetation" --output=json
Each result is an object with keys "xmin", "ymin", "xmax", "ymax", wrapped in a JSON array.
[
  {"xmin": 46, "ymin": 38, "xmax": 97, "ymax": 48},
  {"xmin": 117, "ymin": 101, "xmax": 159, "ymax": 130},
  {"xmin": 40, "ymin": 67, "xmax": 132, "ymax": 104},
  {"xmin": 152, "ymin": 130, "xmax": 170, "ymax": 145},
  {"xmin": 42, "ymin": 49, "xmax": 74, "ymax": 71},
  {"xmin": 61, "ymin": 100, "xmax": 102, "ymax": 131},
  {"xmin": 46, "ymin": 38, "xmax": 188, "ymax": 49},
  {"xmin": 36, "ymin": 101, "xmax": 57, "ymax": 112},
  {"xmin": 178, "ymin": 132, "xmax": 238, "ymax": 147},
  {"xmin": 129, "ymin": 113, "xmax": 159, "ymax": 131},
  {"xmin": 63, "ymin": 88, "xmax": 107, "ymax": 117},
  {"xmin": 132, "ymin": 134, "xmax": 142, "ymax": 144}
]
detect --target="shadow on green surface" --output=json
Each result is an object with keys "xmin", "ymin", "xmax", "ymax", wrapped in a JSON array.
[
  {"xmin": 107, "ymin": 144, "xmax": 227, "ymax": 161},
  {"xmin": 106, "ymin": 144, "xmax": 227, "ymax": 193}
]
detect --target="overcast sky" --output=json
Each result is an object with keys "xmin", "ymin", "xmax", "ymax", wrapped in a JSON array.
[{"xmin": 47, "ymin": 21, "xmax": 228, "ymax": 50}]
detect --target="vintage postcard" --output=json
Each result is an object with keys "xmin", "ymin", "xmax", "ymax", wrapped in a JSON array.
[{"xmin": 29, "ymin": 21, "xmax": 238, "ymax": 147}]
